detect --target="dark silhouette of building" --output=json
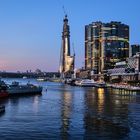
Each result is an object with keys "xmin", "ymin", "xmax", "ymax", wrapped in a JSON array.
[
  {"xmin": 85, "ymin": 21, "xmax": 129, "ymax": 74},
  {"xmin": 131, "ymin": 44, "xmax": 140, "ymax": 56}
]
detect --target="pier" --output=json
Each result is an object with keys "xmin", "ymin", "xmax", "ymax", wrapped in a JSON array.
[{"xmin": 107, "ymin": 83, "xmax": 140, "ymax": 94}]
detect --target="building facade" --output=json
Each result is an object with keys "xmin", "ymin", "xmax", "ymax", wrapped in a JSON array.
[
  {"xmin": 85, "ymin": 21, "xmax": 129, "ymax": 74},
  {"xmin": 59, "ymin": 15, "xmax": 75, "ymax": 78},
  {"xmin": 107, "ymin": 52, "xmax": 140, "ymax": 83},
  {"xmin": 131, "ymin": 44, "xmax": 140, "ymax": 56}
]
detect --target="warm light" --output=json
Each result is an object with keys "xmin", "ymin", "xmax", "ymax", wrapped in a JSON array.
[
  {"xmin": 97, "ymin": 88, "xmax": 105, "ymax": 113},
  {"xmin": 97, "ymin": 88, "xmax": 105, "ymax": 94}
]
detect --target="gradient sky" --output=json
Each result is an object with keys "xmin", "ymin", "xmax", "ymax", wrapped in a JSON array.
[{"xmin": 0, "ymin": 0, "xmax": 140, "ymax": 72}]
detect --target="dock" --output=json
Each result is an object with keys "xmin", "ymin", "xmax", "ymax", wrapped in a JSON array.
[{"xmin": 107, "ymin": 84, "xmax": 140, "ymax": 92}]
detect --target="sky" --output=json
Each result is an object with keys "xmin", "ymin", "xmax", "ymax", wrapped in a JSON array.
[{"xmin": 0, "ymin": 0, "xmax": 140, "ymax": 72}]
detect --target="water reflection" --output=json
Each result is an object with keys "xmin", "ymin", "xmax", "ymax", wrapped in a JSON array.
[
  {"xmin": 97, "ymin": 88, "xmax": 105, "ymax": 113},
  {"xmin": 32, "ymin": 96, "xmax": 40, "ymax": 114},
  {"xmin": 84, "ymin": 87, "xmax": 130, "ymax": 139},
  {"xmin": 60, "ymin": 85, "xmax": 73, "ymax": 139},
  {"xmin": 0, "ymin": 80, "xmax": 140, "ymax": 139}
]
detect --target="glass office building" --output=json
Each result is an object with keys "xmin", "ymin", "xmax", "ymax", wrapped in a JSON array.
[{"xmin": 85, "ymin": 21, "xmax": 129, "ymax": 74}]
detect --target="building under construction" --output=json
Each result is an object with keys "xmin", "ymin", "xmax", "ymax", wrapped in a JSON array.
[{"xmin": 59, "ymin": 15, "xmax": 75, "ymax": 78}]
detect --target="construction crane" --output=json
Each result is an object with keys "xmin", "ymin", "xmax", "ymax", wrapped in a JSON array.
[{"xmin": 62, "ymin": 6, "xmax": 67, "ymax": 16}]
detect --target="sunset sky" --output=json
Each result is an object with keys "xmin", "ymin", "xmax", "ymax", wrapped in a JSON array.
[{"xmin": 0, "ymin": 0, "xmax": 140, "ymax": 72}]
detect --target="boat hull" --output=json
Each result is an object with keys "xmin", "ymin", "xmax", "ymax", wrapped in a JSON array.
[
  {"xmin": 7, "ymin": 87, "xmax": 43, "ymax": 96},
  {"xmin": 0, "ymin": 92, "xmax": 9, "ymax": 98},
  {"xmin": 80, "ymin": 84, "xmax": 96, "ymax": 87},
  {"xmin": 8, "ymin": 89, "xmax": 42, "ymax": 96}
]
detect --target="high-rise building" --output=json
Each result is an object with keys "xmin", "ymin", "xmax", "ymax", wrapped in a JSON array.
[
  {"xmin": 59, "ymin": 15, "xmax": 75, "ymax": 78},
  {"xmin": 131, "ymin": 44, "xmax": 140, "ymax": 56},
  {"xmin": 85, "ymin": 21, "xmax": 129, "ymax": 74}
]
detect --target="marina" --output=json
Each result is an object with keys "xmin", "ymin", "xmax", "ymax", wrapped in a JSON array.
[{"xmin": 63, "ymin": 78, "xmax": 140, "ymax": 92}]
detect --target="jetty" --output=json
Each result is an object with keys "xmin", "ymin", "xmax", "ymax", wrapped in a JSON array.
[{"xmin": 107, "ymin": 83, "xmax": 140, "ymax": 92}]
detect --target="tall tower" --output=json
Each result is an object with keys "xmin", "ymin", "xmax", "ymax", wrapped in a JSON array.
[{"xmin": 59, "ymin": 15, "xmax": 75, "ymax": 78}]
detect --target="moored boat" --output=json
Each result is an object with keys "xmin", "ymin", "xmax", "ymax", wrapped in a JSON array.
[
  {"xmin": 0, "ymin": 79, "xmax": 43, "ymax": 97},
  {"xmin": 37, "ymin": 77, "xmax": 47, "ymax": 82},
  {"xmin": 78, "ymin": 79, "xmax": 96, "ymax": 87},
  {"xmin": 7, "ymin": 81, "xmax": 43, "ymax": 96},
  {"xmin": 94, "ymin": 81, "xmax": 106, "ymax": 88}
]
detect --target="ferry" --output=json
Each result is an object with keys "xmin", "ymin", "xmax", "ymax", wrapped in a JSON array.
[
  {"xmin": 77, "ymin": 79, "xmax": 96, "ymax": 87},
  {"xmin": 74, "ymin": 79, "xmax": 106, "ymax": 88},
  {"xmin": 7, "ymin": 82, "xmax": 43, "ymax": 96},
  {"xmin": 0, "ymin": 80, "xmax": 43, "ymax": 97}
]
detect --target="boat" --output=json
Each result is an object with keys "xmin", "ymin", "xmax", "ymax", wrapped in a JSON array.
[
  {"xmin": 77, "ymin": 79, "xmax": 96, "ymax": 87},
  {"xmin": 23, "ymin": 76, "xmax": 27, "ymax": 79},
  {"xmin": 0, "ymin": 105, "xmax": 5, "ymax": 113},
  {"xmin": 37, "ymin": 77, "xmax": 47, "ymax": 81},
  {"xmin": 94, "ymin": 81, "xmax": 106, "ymax": 88},
  {"xmin": 0, "ymin": 80, "xmax": 9, "ymax": 98},
  {"xmin": 75, "ymin": 80, "xmax": 82, "ymax": 86},
  {"xmin": 7, "ymin": 81, "xmax": 43, "ymax": 96}
]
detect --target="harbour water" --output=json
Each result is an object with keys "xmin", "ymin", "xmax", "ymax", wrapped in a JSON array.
[{"xmin": 0, "ymin": 78, "xmax": 140, "ymax": 139}]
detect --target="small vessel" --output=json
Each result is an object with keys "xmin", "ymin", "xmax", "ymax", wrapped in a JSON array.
[
  {"xmin": 0, "ymin": 105, "xmax": 5, "ymax": 113},
  {"xmin": 0, "ymin": 80, "xmax": 9, "ymax": 98},
  {"xmin": 23, "ymin": 76, "xmax": 27, "ymax": 79},
  {"xmin": 7, "ymin": 81, "xmax": 43, "ymax": 96},
  {"xmin": 78, "ymin": 79, "xmax": 96, "ymax": 87},
  {"xmin": 75, "ymin": 80, "xmax": 82, "ymax": 86},
  {"xmin": 37, "ymin": 77, "xmax": 47, "ymax": 82},
  {"xmin": 94, "ymin": 81, "xmax": 106, "ymax": 88}
]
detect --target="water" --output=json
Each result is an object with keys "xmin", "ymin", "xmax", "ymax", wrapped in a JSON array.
[{"xmin": 0, "ymin": 78, "xmax": 140, "ymax": 140}]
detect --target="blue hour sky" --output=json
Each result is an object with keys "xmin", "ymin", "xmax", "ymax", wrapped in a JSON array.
[{"xmin": 0, "ymin": 0, "xmax": 140, "ymax": 72}]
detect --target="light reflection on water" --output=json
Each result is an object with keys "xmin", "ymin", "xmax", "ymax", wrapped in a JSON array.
[{"xmin": 0, "ymin": 78, "xmax": 140, "ymax": 139}]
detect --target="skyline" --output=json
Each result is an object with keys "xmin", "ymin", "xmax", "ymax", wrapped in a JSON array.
[{"xmin": 0, "ymin": 0, "xmax": 140, "ymax": 72}]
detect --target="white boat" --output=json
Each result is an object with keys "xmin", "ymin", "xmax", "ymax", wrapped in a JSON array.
[
  {"xmin": 78, "ymin": 79, "xmax": 96, "ymax": 87},
  {"xmin": 37, "ymin": 77, "xmax": 47, "ymax": 81},
  {"xmin": 7, "ymin": 81, "xmax": 43, "ymax": 96},
  {"xmin": 75, "ymin": 80, "xmax": 82, "ymax": 86},
  {"xmin": 95, "ymin": 81, "xmax": 106, "ymax": 88},
  {"xmin": 22, "ymin": 76, "xmax": 27, "ymax": 79}
]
